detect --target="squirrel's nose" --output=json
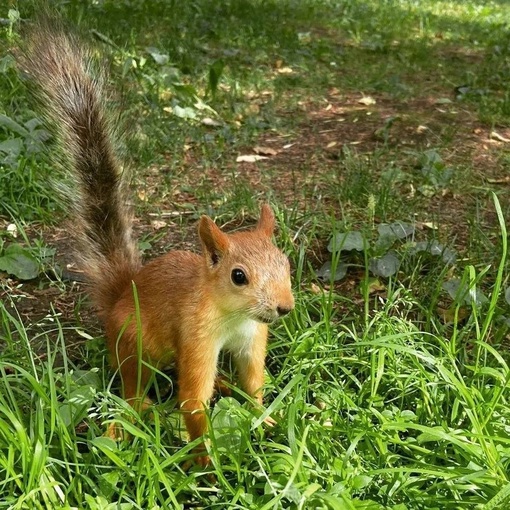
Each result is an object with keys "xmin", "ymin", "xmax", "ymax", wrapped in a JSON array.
[{"xmin": 277, "ymin": 306, "xmax": 292, "ymax": 317}]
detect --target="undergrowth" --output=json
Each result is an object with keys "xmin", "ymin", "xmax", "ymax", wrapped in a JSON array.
[{"xmin": 1, "ymin": 1, "xmax": 510, "ymax": 509}]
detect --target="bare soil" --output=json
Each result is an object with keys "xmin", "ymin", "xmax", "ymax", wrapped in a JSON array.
[{"xmin": 2, "ymin": 89, "xmax": 508, "ymax": 357}]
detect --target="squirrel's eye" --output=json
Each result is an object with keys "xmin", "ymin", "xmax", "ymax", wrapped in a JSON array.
[{"xmin": 231, "ymin": 268, "xmax": 248, "ymax": 286}]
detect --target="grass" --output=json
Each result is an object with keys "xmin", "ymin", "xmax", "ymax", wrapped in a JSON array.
[{"xmin": 1, "ymin": 0, "xmax": 510, "ymax": 508}]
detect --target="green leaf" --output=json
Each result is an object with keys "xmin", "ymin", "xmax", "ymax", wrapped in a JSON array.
[
  {"xmin": 146, "ymin": 46, "xmax": 170, "ymax": 65},
  {"xmin": 375, "ymin": 222, "xmax": 415, "ymax": 252},
  {"xmin": 0, "ymin": 138, "xmax": 23, "ymax": 159},
  {"xmin": 0, "ymin": 244, "xmax": 39, "ymax": 280},
  {"xmin": 172, "ymin": 105, "xmax": 197, "ymax": 119},
  {"xmin": 505, "ymin": 287, "xmax": 510, "ymax": 305},
  {"xmin": 328, "ymin": 231, "xmax": 365, "ymax": 253},
  {"xmin": 443, "ymin": 278, "xmax": 488, "ymax": 307},
  {"xmin": 411, "ymin": 240, "xmax": 456, "ymax": 265},
  {"xmin": 378, "ymin": 222, "xmax": 414, "ymax": 240},
  {"xmin": 316, "ymin": 261, "xmax": 348, "ymax": 281},
  {"xmin": 369, "ymin": 251, "xmax": 400, "ymax": 277},
  {"xmin": 0, "ymin": 114, "xmax": 29, "ymax": 137},
  {"xmin": 59, "ymin": 385, "xmax": 96, "ymax": 428},
  {"xmin": 352, "ymin": 474, "xmax": 373, "ymax": 489}
]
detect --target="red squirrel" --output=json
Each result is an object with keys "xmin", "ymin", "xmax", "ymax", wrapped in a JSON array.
[{"xmin": 23, "ymin": 24, "xmax": 294, "ymax": 464}]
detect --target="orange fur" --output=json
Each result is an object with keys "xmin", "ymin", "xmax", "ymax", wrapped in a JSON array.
[
  {"xmin": 107, "ymin": 210, "xmax": 294, "ymax": 455},
  {"xmin": 23, "ymin": 24, "xmax": 294, "ymax": 464}
]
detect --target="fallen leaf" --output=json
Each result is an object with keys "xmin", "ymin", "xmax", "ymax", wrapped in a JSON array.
[
  {"xmin": 236, "ymin": 155, "xmax": 269, "ymax": 163},
  {"xmin": 326, "ymin": 141, "xmax": 337, "ymax": 148},
  {"xmin": 201, "ymin": 117, "xmax": 222, "ymax": 127},
  {"xmin": 246, "ymin": 103, "xmax": 260, "ymax": 115},
  {"xmin": 367, "ymin": 278, "xmax": 386, "ymax": 294},
  {"xmin": 358, "ymin": 96, "xmax": 376, "ymax": 106},
  {"xmin": 277, "ymin": 67, "xmax": 293, "ymax": 74},
  {"xmin": 490, "ymin": 131, "xmax": 510, "ymax": 143},
  {"xmin": 416, "ymin": 221, "xmax": 438, "ymax": 230},
  {"xmin": 151, "ymin": 220, "xmax": 167, "ymax": 230},
  {"xmin": 253, "ymin": 146, "xmax": 277, "ymax": 156},
  {"xmin": 416, "ymin": 125, "xmax": 428, "ymax": 134},
  {"xmin": 6, "ymin": 223, "xmax": 17, "ymax": 237},
  {"xmin": 283, "ymin": 143, "xmax": 295, "ymax": 149},
  {"xmin": 487, "ymin": 177, "xmax": 510, "ymax": 184},
  {"xmin": 310, "ymin": 283, "xmax": 322, "ymax": 295}
]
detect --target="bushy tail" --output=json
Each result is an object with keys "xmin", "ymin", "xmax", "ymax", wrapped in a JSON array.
[{"xmin": 22, "ymin": 22, "xmax": 141, "ymax": 316}]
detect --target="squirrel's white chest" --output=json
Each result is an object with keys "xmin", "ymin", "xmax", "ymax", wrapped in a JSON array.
[{"xmin": 216, "ymin": 317, "xmax": 259, "ymax": 355}]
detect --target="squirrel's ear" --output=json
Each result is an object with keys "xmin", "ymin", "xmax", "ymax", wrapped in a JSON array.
[
  {"xmin": 198, "ymin": 215, "xmax": 229, "ymax": 266},
  {"xmin": 257, "ymin": 204, "xmax": 275, "ymax": 237}
]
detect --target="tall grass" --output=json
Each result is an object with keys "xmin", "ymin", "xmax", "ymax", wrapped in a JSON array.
[
  {"xmin": 1, "ymin": 0, "xmax": 510, "ymax": 508},
  {"xmin": 0, "ymin": 196, "xmax": 508, "ymax": 508}
]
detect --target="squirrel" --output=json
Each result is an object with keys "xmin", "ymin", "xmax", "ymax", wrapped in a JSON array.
[{"xmin": 21, "ymin": 24, "xmax": 294, "ymax": 464}]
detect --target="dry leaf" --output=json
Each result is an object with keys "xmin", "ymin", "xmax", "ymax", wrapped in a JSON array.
[
  {"xmin": 358, "ymin": 96, "xmax": 376, "ymax": 106},
  {"xmin": 246, "ymin": 103, "xmax": 260, "ymax": 115},
  {"xmin": 253, "ymin": 146, "xmax": 277, "ymax": 156},
  {"xmin": 487, "ymin": 177, "xmax": 510, "ymax": 184},
  {"xmin": 438, "ymin": 306, "xmax": 469, "ymax": 324},
  {"xmin": 310, "ymin": 283, "xmax": 322, "ymax": 294},
  {"xmin": 201, "ymin": 117, "xmax": 222, "ymax": 127},
  {"xmin": 490, "ymin": 131, "xmax": 510, "ymax": 143},
  {"xmin": 277, "ymin": 67, "xmax": 293, "ymax": 74},
  {"xmin": 236, "ymin": 155, "xmax": 269, "ymax": 163},
  {"xmin": 416, "ymin": 125, "xmax": 428, "ymax": 134},
  {"xmin": 417, "ymin": 221, "xmax": 438, "ymax": 230},
  {"xmin": 283, "ymin": 143, "xmax": 295, "ymax": 149},
  {"xmin": 326, "ymin": 141, "xmax": 337, "ymax": 148},
  {"xmin": 151, "ymin": 220, "xmax": 167, "ymax": 230},
  {"xmin": 6, "ymin": 223, "xmax": 17, "ymax": 238},
  {"xmin": 368, "ymin": 279, "xmax": 386, "ymax": 294}
]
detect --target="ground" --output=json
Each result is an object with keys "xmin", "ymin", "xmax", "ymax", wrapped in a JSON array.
[
  {"xmin": 2, "ymin": 88, "xmax": 508, "ymax": 344},
  {"xmin": 1, "ymin": 1, "xmax": 510, "ymax": 508}
]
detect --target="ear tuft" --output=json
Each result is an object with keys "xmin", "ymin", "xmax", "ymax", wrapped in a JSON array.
[
  {"xmin": 257, "ymin": 204, "xmax": 276, "ymax": 237},
  {"xmin": 198, "ymin": 215, "xmax": 229, "ymax": 266}
]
